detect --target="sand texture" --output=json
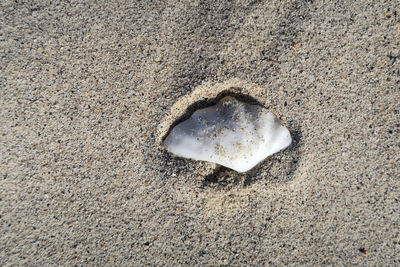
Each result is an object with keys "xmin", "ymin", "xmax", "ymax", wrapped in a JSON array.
[{"xmin": 1, "ymin": 0, "xmax": 399, "ymax": 265}]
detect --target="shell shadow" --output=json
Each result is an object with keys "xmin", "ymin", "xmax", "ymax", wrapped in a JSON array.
[
  {"xmin": 161, "ymin": 89, "xmax": 265, "ymax": 143},
  {"xmin": 161, "ymin": 90, "xmax": 302, "ymax": 190}
]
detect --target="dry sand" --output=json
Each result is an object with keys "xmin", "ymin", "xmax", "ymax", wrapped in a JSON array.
[{"xmin": 1, "ymin": 0, "xmax": 399, "ymax": 265}]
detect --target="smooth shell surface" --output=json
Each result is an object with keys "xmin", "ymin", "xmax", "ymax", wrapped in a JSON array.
[{"xmin": 164, "ymin": 96, "xmax": 292, "ymax": 172}]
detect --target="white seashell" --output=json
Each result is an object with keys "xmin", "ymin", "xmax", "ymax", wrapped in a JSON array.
[{"xmin": 164, "ymin": 96, "xmax": 292, "ymax": 172}]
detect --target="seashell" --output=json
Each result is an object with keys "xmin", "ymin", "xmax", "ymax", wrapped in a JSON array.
[{"xmin": 164, "ymin": 96, "xmax": 291, "ymax": 172}]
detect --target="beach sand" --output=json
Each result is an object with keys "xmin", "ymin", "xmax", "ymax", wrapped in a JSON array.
[{"xmin": 1, "ymin": 0, "xmax": 399, "ymax": 265}]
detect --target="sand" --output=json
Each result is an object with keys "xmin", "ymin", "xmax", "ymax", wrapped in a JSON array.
[{"xmin": 1, "ymin": 0, "xmax": 399, "ymax": 265}]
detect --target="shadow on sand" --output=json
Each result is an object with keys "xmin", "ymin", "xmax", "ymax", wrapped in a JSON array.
[{"xmin": 160, "ymin": 89, "xmax": 302, "ymax": 190}]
